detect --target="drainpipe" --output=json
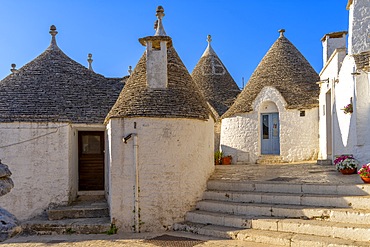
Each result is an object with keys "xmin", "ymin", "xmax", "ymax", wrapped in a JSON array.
[{"xmin": 123, "ymin": 133, "xmax": 139, "ymax": 232}]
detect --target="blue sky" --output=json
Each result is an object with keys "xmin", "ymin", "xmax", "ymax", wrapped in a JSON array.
[{"xmin": 0, "ymin": 0, "xmax": 349, "ymax": 88}]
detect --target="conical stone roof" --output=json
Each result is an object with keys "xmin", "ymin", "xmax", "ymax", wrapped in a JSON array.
[
  {"xmin": 0, "ymin": 26, "xmax": 125, "ymax": 123},
  {"xmin": 106, "ymin": 7, "xmax": 210, "ymax": 121},
  {"xmin": 223, "ymin": 30, "xmax": 320, "ymax": 118},
  {"xmin": 192, "ymin": 35, "xmax": 240, "ymax": 118},
  {"xmin": 106, "ymin": 46, "xmax": 210, "ymax": 120}
]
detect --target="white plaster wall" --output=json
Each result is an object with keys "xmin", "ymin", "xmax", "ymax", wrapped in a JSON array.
[
  {"xmin": 323, "ymin": 36, "xmax": 346, "ymax": 65},
  {"xmin": 279, "ymin": 108, "xmax": 319, "ymax": 162},
  {"xmin": 331, "ymin": 56, "xmax": 357, "ymax": 158},
  {"xmin": 348, "ymin": 0, "xmax": 370, "ymax": 55},
  {"xmin": 146, "ymin": 41, "xmax": 168, "ymax": 89},
  {"xmin": 107, "ymin": 117, "xmax": 214, "ymax": 232},
  {"xmin": 0, "ymin": 122, "xmax": 71, "ymax": 220},
  {"xmin": 319, "ymin": 49, "xmax": 347, "ymax": 160},
  {"xmin": 221, "ymin": 86, "xmax": 319, "ymax": 163},
  {"xmin": 354, "ymin": 71, "xmax": 370, "ymax": 163}
]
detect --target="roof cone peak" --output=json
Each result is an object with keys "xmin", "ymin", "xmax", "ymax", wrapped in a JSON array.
[
  {"xmin": 202, "ymin": 34, "xmax": 216, "ymax": 57},
  {"xmin": 278, "ymin": 29, "xmax": 286, "ymax": 37},
  {"xmin": 154, "ymin": 6, "xmax": 167, "ymax": 36},
  {"xmin": 48, "ymin": 25, "xmax": 59, "ymax": 50}
]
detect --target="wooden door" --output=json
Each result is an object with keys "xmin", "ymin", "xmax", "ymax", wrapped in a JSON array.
[{"xmin": 78, "ymin": 131, "xmax": 105, "ymax": 191}]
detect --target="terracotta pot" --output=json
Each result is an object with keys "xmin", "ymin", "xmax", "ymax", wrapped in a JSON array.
[
  {"xmin": 340, "ymin": 168, "xmax": 356, "ymax": 175},
  {"xmin": 360, "ymin": 177, "xmax": 370, "ymax": 183},
  {"xmin": 221, "ymin": 156, "xmax": 232, "ymax": 165}
]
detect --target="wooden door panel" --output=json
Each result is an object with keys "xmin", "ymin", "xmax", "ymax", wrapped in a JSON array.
[{"xmin": 78, "ymin": 131, "xmax": 104, "ymax": 191}]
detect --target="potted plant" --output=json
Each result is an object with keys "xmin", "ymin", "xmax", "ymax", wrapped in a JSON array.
[
  {"xmin": 343, "ymin": 103, "xmax": 353, "ymax": 114},
  {"xmin": 214, "ymin": 151, "xmax": 222, "ymax": 165},
  {"xmin": 221, "ymin": 155, "xmax": 232, "ymax": 165},
  {"xmin": 358, "ymin": 163, "xmax": 370, "ymax": 183},
  {"xmin": 334, "ymin": 155, "xmax": 358, "ymax": 174}
]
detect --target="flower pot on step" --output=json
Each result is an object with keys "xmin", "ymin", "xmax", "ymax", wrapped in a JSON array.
[
  {"xmin": 360, "ymin": 177, "xmax": 370, "ymax": 183},
  {"xmin": 221, "ymin": 156, "xmax": 232, "ymax": 165},
  {"xmin": 340, "ymin": 168, "xmax": 356, "ymax": 175}
]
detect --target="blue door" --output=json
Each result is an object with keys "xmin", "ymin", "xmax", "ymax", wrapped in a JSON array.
[{"xmin": 261, "ymin": 113, "xmax": 280, "ymax": 155}]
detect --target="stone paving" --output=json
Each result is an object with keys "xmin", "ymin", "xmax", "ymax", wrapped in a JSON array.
[
  {"xmin": 2, "ymin": 232, "xmax": 272, "ymax": 246},
  {"xmin": 211, "ymin": 161, "xmax": 363, "ymax": 184},
  {"xmin": 2, "ymin": 162, "xmax": 365, "ymax": 247}
]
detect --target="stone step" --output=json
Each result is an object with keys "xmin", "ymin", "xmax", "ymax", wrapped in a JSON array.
[
  {"xmin": 174, "ymin": 221, "xmax": 370, "ymax": 247},
  {"xmin": 184, "ymin": 207, "xmax": 370, "ymax": 242},
  {"xmin": 252, "ymin": 218, "xmax": 370, "ymax": 242},
  {"xmin": 22, "ymin": 215, "xmax": 111, "ymax": 235},
  {"xmin": 196, "ymin": 200, "xmax": 370, "ymax": 224},
  {"xmin": 173, "ymin": 221, "xmax": 243, "ymax": 239},
  {"xmin": 48, "ymin": 201, "xmax": 109, "ymax": 220},
  {"xmin": 186, "ymin": 210, "xmax": 252, "ymax": 228},
  {"xmin": 206, "ymin": 180, "xmax": 370, "ymax": 195},
  {"xmin": 256, "ymin": 156, "xmax": 284, "ymax": 164},
  {"xmin": 317, "ymin": 159, "xmax": 332, "ymax": 165},
  {"xmin": 203, "ymin": 190, "xmax": 370, "ymax": 209}
]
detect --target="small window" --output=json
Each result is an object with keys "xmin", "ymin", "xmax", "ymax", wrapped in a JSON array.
[{"xmin": 300, "ymin": 111, "xmax": 305, "ymax": 117}]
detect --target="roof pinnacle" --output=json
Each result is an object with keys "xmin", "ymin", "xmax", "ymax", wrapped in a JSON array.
[
  {"xmin": 201, "ymin": 34, "xmax": 216, "ymax": 57},
  {"xmin": 207, "ymin": 35, "xmax": 212, "ymax": 44},
  {"xmin": 87, "ymin": 53, "xmax": 93, "ymax": 71},
  {"xmin": 48, "ymin": 25, "xmax": 58, "ymax": 50},
  {"xmin": 154, "ymin": 6, "xmax": 167, "ymax": 36},
  {"xmin": 10, "ymin": 63, "xmax": 17, "ymax": 74},
  {"xmin": 278, "ymin": 29, "xmax": 285, "ymax": 37}
]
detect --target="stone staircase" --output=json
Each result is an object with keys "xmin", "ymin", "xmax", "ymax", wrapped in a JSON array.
[
  {"xmin": 22, "ymin": 195, "xmax": 111, "ymax": 235},
  {"xmin": 174, "ymin": 179, "xmax": 370, "ymax": 246},
  {"xmin": 256, "ymin": 155, "xmax": 284, "ymax": 164}
]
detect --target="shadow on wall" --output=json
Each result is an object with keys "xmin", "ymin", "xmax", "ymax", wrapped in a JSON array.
[
  {"xmin": 332, "ymin": 99, "xmax": 356, "ymax": 161},
  {"xmin": 220, "ymin": 145, "xmax": 250, "ymax": 164}
]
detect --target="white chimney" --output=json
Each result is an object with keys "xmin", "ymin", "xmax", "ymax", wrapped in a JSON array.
[{"xmin": 321, "ymin": 31, "xmax": 347, "ymax": 65}]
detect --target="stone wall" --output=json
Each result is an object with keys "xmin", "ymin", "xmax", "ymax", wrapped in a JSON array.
[
  {"xmin": 348, "ymin": 0, "xmax": 370, "ymax": 55},
  {"xmin": 0, "ymin": 122, "xmax": 71, "ymax": 220},
  {"xmin": 221, "ymin": 86, "xmax": 319, "ymax": 163},
  {"xmin": 107, "ymin": 117, "xmax": 214, "ymax": 232}
]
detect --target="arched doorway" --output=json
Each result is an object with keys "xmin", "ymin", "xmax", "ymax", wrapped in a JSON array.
[{"xmin": 260, "ymin": 101, "xmax": 280, "ymax": 155}]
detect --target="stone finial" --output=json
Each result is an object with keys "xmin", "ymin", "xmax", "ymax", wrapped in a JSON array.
[
  {"xmin": 154, "ymin": 6, "xmax": 167, "ymax": 36},
  {"xmin": 48, "ymin": 25, "xmax": 58, "ymax": 50},
  {"xmin": 201, "ymin": 34, "xmax": 216, "ymax": 57},
  {"xmin": 128, "ymin": 65, "xmax": 132, "ymax": 75},
  {"xmin": 87, "ymin": 53, "xmax": 93, "ymax": 71},
  {"xmin": 207, "ymin": 35, "xmax": 212, "ymax": 44},
  {"xmin": 10, "ymin": 64, "xmax": 17, "ymax": 74},
  {"xmin": 278, "ymin": 29, "xmax": 285, "ymax": 37}
]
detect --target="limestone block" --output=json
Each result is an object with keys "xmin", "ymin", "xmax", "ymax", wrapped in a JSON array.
[
  {"xmin": 0, "ymin": 207, "xmax": 21, "ymax": 242},
  {"xmin": 0, "ymin": 177, "xmax": 14, "ymax": 197}
]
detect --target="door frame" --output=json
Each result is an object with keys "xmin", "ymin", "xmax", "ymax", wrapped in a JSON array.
[
  {"xmin": 78, "ymin": 131, "xmax": 105, "ymax": 191},
  {"xmin": 260, "ymin": 112, "xmax": 280, "ymax": 155}
]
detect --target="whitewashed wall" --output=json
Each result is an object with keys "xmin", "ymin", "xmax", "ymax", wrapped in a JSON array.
[
  {"xmin": 331, "ymin": 56, "xmax": 357, "ymax": 158},
  {"xmin": 221, "ymin": 86, "xmax": 319, "ymax": 163},
  {"xmin": 0, "ymin": 122, "xmax": 71, "ymax": 220},
  {"xmin": 348, "ymin": 0, "xmax": 370, "ymax": 55},
  {"xmin": 107, "ymin": 117, "xmax": 214, "ymax": 232},
  {"xmin": 318, "ymin": 49, "xmax": 347, "ymax": 160}
]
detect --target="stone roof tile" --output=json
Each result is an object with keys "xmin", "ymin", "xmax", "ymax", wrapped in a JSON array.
[
  {"xmin": 0, "ymin": 28, "xmax": 125, "ymax": 123},
  {"xmin": 106, "ymin": 46, "xmax": 211, "ymax": 121},
  {"xmin": 223, "ymin": 31, "xmax": 320, "ymax": 118},
  {"xmin": 191, "ymin": 35, "xmax": 241, "ymax": 118}
]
